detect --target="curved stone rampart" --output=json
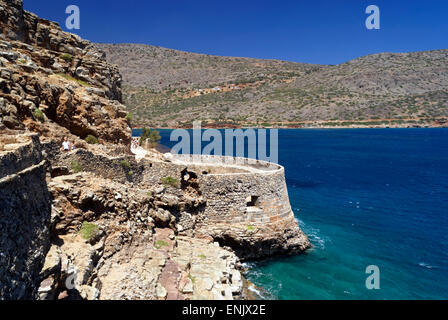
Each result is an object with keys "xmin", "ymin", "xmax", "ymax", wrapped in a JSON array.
[
  {"xmin": 140, "ymin": 153, "xmax": 310, "ymax": 259},
  {"xmin": 36, "ymin": 144, "xmax": 310, "ymax": 260}
]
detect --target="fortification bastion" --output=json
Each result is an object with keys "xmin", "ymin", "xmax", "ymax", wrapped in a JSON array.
[{"xmin": 138, "ymin": 153, "xmax": 311, "ymax": 259}]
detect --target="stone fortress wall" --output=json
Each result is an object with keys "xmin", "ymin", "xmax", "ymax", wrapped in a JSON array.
[
  {"xmin": 39, "ymin": 144, "xmax": 309, "ymax": 259},
  {"xmin": 64, "ymin": 149, "xmax": 300, "ymax": 232},
  {"xmin": 0, "ymin": 133, "xmax": 51, "ymax": 299},
  {"xmin": 138, "ymin": 153, "xmax": 309, "ymax": 258},
  {"xmin": 165, "ymin": 154, "xmax": 294, "ymax": 226}
]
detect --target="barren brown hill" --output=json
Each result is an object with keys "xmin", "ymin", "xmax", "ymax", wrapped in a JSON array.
[{"xmin": 95, "ymin": 43, "xmax": 448, "ymax": 128}]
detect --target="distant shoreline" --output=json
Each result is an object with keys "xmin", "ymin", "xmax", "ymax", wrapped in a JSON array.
[
  {"xmin": 132, "ymin": 117, "xmax": 447, "ymax": 130},
  {"xmin": 133, "ymin": 125, "xmax": 448, "ymax": 129},
  {"xmin": 132, "ymin": 123, "xmax": 448, "ymax": 131}
]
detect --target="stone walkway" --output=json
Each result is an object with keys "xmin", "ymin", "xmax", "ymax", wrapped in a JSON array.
[{"xmin": 130, "ymin": 146, "xmax": 147, "ymax": 161}]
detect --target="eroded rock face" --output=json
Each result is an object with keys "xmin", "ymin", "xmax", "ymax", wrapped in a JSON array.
[
  {"xmin": 0, "ymin": 0, "xmax": 131, "ymax": 144},
  {"xmin": 38, "ymin": 169, "xmax": 243, "ymax": 300},
  {"xmin": 0, "ymin": 134, "xmax": 257, "ymax": 300},
  {"xmin": 97, "ymin": 230, "xmax": 243, "ymax": 300},
  {"xmin": 196, "ymin": 220, "xmax": 310, "ymax": 260}
]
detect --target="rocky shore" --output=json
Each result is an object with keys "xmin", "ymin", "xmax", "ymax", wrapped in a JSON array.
[{"xmin": 0, "ymin": 0, "xmax": 310, "ymax": 300}]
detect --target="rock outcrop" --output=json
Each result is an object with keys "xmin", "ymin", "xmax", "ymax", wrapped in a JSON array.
[
  {"xmin": 0, "ymin": 0, "xmax": 131, "ymax": 144},
  {"xmin": 36, "ymin": 170, "xmax": 244, "ymax": 300}
]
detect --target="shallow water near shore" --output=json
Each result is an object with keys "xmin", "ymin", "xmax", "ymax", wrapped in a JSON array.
[{"xmin": 134, "ymin": 128, "xmax": 448, "ymax": 300}]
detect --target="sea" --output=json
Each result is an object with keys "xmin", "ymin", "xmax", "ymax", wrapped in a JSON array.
[{"xmin": 133, "ymin": 128, "xmax": 448, "ymax": 300}]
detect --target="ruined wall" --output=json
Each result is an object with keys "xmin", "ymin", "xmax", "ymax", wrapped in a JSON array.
[
  {"xmin": 0, "ymin": 133, "xmax": 51, "ymax": 299},
  {"xmin": 140, "ymin": 158, "xmax": 187, "ymax": 185},
  {"xmin": 39, "ymin": 145, "xmax": 309, "ymax": 260},
  {"xmin": 43, "ymin": 146, "xmax": 145, "ymax": 184},
  {"xmin": 0, "ymin": 132, "xmax": 42, "ymax": 176}
]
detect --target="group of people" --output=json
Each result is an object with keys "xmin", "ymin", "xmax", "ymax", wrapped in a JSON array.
[{"xmin": 61, "ymin": 137, "xmax": 76, "ymax": 152}]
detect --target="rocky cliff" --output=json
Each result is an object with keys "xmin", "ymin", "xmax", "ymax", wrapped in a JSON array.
[{"xmin": 0, "ymin": 0, "xmax": 130, "ymax": 144}]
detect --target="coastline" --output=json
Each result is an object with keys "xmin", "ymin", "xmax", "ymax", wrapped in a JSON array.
[
  {"xmin": 131, "ymin": 118, "xmax": 448, "ymax": 130},
  {"xmin": 132, "ymin": 125, "xmax": 448, "ymax": 131}
]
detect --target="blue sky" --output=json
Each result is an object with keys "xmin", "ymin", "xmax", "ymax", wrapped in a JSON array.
[{"xmin": 24, "ymin": 0, "xmax": 447, "ymax": 65}]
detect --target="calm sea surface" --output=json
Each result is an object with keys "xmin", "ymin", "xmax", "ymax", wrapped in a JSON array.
[{"xmin": 134, "ymin": 128, "xmax": 448, "ymax": 299}]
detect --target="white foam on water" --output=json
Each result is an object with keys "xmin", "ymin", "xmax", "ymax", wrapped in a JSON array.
[
  {"xmin": 418, "ymin": 262, "xmax": 437, "ymax": 269},
  {"xmin": 297, "ymin": 218, "xmax": 327, "ymax": 250},
  {"xmin": 247, "ymin": 284, "xmax": 267, "ymax": 299}
]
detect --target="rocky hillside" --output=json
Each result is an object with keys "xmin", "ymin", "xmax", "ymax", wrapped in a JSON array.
[
  {"xmin": 0, "ymin": 0, "xmax": 131, "ymax": 145},
  {"xmin": 96, "ymin": 43, "xmax": 448, "ymax": 128}
]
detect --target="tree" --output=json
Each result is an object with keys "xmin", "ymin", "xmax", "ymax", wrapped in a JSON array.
[{"xmin": 139, "ymin": 128, "xmax": 161, "ymax": 148}]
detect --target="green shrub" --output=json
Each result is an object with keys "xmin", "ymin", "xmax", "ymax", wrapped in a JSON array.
[
  {"xmin": 61, "ymin": 53, "xmax": 73, "ymax": 62},
  {"xmin": 125, "ymin": 112, "xmax": 133, "ymax": 124},
  {"xmin": 161, "ymin": 176, "xmax": 179, "ymax": 188},
  {"xmin": 79, "ymin": 222, "xmax": 98, "ymax": 241},
  {"xmin": 120, "ymin": 159, "xmax": 131, "ymax": 169},
  {"xmin": 33, "ymin": 108, "xmax": 44, "ymax": 122},
  {"xmin": 247, "ymin": 225, "xmax": 254, "ymax": 232},
  {"xmin": 198, "ymin": 254, "xmax": 206, "ymax": 260},
  {"xmin": 70, "ymin": 160, "xmax": 82, "ymax": 173},
  {"xmin": 128, "ymin": 170, "xmax": 133, "ymax": 176},
  {"xmin": 154, "ymin": 240, "xmax": 169, "ymax": 249},
  {"xmin": 85, "ymin": 135, "xmax": 98, "ymax": 144},
  {"xmin": 56, "ymin": 73, "xmax": 88, "ymax": 87},
  {"xmin": 18, "ymin": 58, "xmax": 27, "ymax": 64}
]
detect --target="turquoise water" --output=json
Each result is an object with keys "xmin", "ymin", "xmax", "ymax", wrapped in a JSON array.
[{"xmin": 135, "ymin": 128, "xmax": 448, "ymax": 300}]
